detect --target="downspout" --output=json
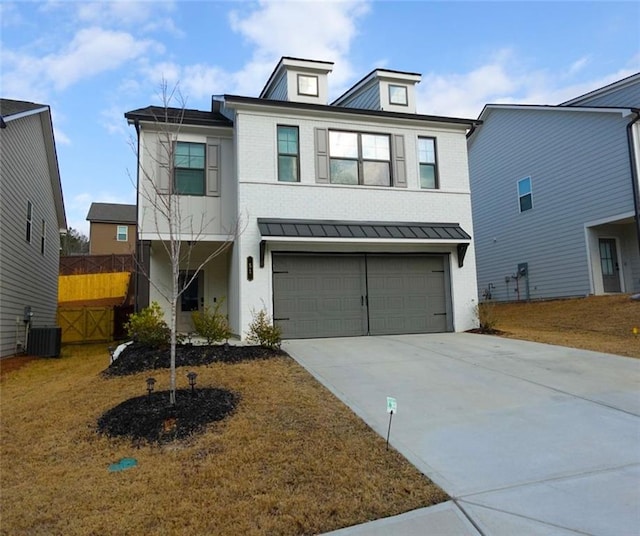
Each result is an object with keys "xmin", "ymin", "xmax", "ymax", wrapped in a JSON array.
[
  {"xmin": 133, "ymin": 119, "xmax": 141, "ymax": 312},
  {"xmin": 626, "ymin": 109, "xmax": 640, "ymax": 255}
]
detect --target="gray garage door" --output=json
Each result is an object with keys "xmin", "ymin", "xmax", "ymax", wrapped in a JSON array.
[{"xmin": 273, "ymin": 253, "xmax": 450, "ymax": 338}]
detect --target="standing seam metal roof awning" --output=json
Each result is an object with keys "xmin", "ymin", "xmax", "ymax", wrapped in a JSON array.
[{"xmin": 257, "ymin": 218, "xmax": 472, "ymax": 268}]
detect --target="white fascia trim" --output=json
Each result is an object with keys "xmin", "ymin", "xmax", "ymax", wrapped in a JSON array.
[
  {"xmin": 261, "ymin": 236, "xmax": 470, "ymax": 246},
  {"xmin": 2, "ymin": 106, "xmax": 49, "ymax": 123},
  {"xmin": 141, "ymin": 233, "xmax": 234, "ymax": 242},
  {"xmin": 584, "ymin": 211, "xmax": 635, "ymax": 227}
]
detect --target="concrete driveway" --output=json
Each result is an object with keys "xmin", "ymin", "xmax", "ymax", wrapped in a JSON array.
[{"xmin": 284, "ymin": 333, "xmax": 640, "ymax": 536}]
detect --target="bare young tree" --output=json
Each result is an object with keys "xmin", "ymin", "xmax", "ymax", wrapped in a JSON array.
[{"xmin": 132, "ymin": 81, "xmax": 240, "ymax": 405}]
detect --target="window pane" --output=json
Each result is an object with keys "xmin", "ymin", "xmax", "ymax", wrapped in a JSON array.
[
  {"xmin": 363, "ymin": 161, "xmax": 390, "ymax": 186},
  {"xmin": 175, "ymin": 142, "xmax": 205, "ymax": 169},
  {"xmin": 518, "ymin": 177, "xmax": 531, "ymax": 196},
  {"xmin": 298, "ymin": 75, "xmax": 318, "ymax": 96},
  {"xmin": 330, "ymin": 132, "xmax": 358, "ymax": 158},
  {"xmin": 389, "ymin": 85, "xmax": 408, "ymax": 105},
  {"xmin": 175, "ymin": 169, "xmax": 205, "ymax": 195},
  {"xmin": 361, "ymin": 134, "xmax": 390, "ymax": 160},
  {"xmin": 418, "ymin": 138, "xmax": 435, "ymax": 164},
  {"xmin": 420, "ymin": 164, "xmax": 437, "ymax": 189},
  {"xmin": 330, "ymin": 159, "xmax": 358, "ymax": 184},
  {"xmin": 278, "ymin": 155, "xmax": 298, "ymax": 182},
  {"xmin": 519, "ymin": 193, "xmax": 532, "ymax": 212},
  {"xmin": 278, "ymin": 127, "xmax": 298, "ymax": 155}
]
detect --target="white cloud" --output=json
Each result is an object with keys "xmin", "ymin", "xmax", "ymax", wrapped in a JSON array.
[
  {"xmin": 417, "ymin": 51, "xmax": 639, "ymax": 119},
  {"xmin": 1, "ymin": 28, "xmax": 162, "ymax": 101}
]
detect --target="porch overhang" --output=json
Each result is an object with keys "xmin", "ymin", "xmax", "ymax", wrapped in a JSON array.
[{"xmin": 257, "ymin": 218, "xmax": 472, "ymax": 268}]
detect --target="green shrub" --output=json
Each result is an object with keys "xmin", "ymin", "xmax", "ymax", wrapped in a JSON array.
[
  {"xmin": 192, "ymin": 301, "xmax": 231, "ymax": 344},
  {"xmin": 246, "ymin": 308, "xmax": 282, "ymax": 350},
  {"xmin": 125, "ymin": 302, "xmax": 171, "ymax": 348}
]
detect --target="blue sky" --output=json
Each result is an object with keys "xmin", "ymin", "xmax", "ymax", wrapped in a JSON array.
[{"xmin": 1, "ymin": 1, "xmax": 638, "ymax": 235}]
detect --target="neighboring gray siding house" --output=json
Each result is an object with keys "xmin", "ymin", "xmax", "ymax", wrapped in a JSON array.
[
  {"xmin": 468, "ymin": 73, "xmax": 640, "ymax": 301},
  {"xmin": 0, "ymin": 99, "xmax": 67, "ymax": 357}
]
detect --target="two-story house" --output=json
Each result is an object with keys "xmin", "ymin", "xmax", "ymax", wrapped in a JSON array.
[
  {"xmin": 468, "ymin": 73, "xmax": 640, "ymax": 301},
  {"xmin": 126, "ymin": 57, "xmax": 480, "ymax": 339},
  {"xmin": 0, "ymin": 99, "xmax": 67, "ymax": 357},
  {"xmin": 86, "ymin": 202, "xmax": 137, "ymax": 255}
]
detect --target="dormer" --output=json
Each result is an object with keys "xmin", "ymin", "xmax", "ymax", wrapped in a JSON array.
[
  {"xmin": 332, "ymin": 69, "xmax": 422, "ymax": 113},
  {"xmin": 260, "ymin": 57, "xmax": 334, "ymax": 105}
]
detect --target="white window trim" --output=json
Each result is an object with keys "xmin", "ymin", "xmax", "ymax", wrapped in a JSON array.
[{"xmin": 117, "ymin": 225, "xmax": 128, "ymax": 242}]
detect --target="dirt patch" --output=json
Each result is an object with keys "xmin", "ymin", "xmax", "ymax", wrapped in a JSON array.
[
  {"xmin": 97, "ymin": 387, "xmax": 239, "ymax": 444},
  {"xmin": 0, "ymin": 355, "xmax": 38, "ymax": 380},
  {"xmin": 104, "ymin": 342, "xmax": 284, "ymax": 377},
  {"xmin": 486, "ymin": 295, "xmax": 640, "ymax": 358}
]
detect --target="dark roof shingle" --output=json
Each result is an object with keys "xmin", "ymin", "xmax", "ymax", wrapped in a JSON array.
[{"xmin": 86, "ymin": 203, "xmax": 136, "ymax": 224}]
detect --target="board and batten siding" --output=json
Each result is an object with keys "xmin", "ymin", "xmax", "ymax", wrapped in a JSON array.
[
  {"xmin": 335, "ymin": 79, "xmax": 380, "ymax": 110},
  {"xmin": 267, "ymin": 73, "xmax": 288, "ymax": 101},
  {"xmin": 469, "ymin": 108, "xmax": 635, "ymax": 301},
  {"xmin": 0, "ymin": 113, "xmax": 61, "ymax": 357}
]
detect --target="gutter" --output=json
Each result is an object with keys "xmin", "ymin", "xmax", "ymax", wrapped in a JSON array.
[
  {"xmin": 627, "ymin": 109, "xmax": 640, "ymax": 255},
  {"xmin": 133, "ymin": 118, "xmax": 141, "ymax": 313}
]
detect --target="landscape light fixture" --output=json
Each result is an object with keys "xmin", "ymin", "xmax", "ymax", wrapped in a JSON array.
[
  {"xmin": 187, "ymin": 371, "xmax": 197, "ymax": 394},
  {"xmin": 146, "ymin": 377, "xmax": 156, "ymax": 396}
]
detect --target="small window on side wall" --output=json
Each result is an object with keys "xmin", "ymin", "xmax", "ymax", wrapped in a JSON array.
[
  {"xmin": 518, "ymin": 177, "xmax": 533, "ymax": 212},
  {"xmin": 117, "ymin": 225, "xmax": 128, "ymax": 241},
  {"xmin": 418, "ymin": 137, "xmax": 438, "ymax": 189},
  {"xmin": 277, "ymin": 126, "xmax": 299, "ymax": 182},
  {"xmin": 26, "ymin": 201, "xmax": 33, "ymax": 243}
]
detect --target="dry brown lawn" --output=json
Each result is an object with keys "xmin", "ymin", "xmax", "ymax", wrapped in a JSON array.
[
  {"xmin": 485, "ymin": 294, "xmax": 640, "ymax": 358},
  {"xmin": 1, "ymin": 344, "xmax": 446, "ymax": 536}
]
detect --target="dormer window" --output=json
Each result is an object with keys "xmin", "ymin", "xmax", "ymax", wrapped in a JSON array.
[
  {"xmin": 297, "ymin": 74, "xmax": 319, "ymax": 97},
  {"xmin": 389, "ymin": 85, "xmax": 408, "ymax": 106}
]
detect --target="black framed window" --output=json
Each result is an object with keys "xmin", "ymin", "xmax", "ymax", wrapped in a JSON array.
[
  {"xmin": 297, "ymin": 74, "xmax": 318, "ymax": 96},
  {"xmin": 418, "ymin": 137, "xmax": 438, "ymax": 189},
  {"xmin": 277, "ymin": 126, "xmax": 299, "ymax": 182},
  {"xmin": 174, "ymin": 142, "xmax": 205, "ymax": 195},
  {"xmin": 40, "ymin": 219, "xmax": 46, "ymax": 255},
  {"xmin": 329, "ymin": 131, "xmax": 391, "ymax": 186},
  {"xmin": 26, "ymin": 201, "xmax": 33, "ymax": 243},
  {"xmin": 389, "ymin": 84, "xmax": 408, "ymax": 106}
]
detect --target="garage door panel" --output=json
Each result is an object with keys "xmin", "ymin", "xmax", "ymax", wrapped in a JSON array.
[
  {"xmin": 273, "ymin": 255, "xmax": 366, "ymax": 338},
  {"xmin": 367, "ymin": 255, "xmax": 449, "ymax": 335}
]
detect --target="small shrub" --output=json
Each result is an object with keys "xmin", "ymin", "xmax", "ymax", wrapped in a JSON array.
[
  {"xmin": 476, "ymin": 301, "xmax": 499, "ymax": 333},
  {"xmin": 125, "ymin": 302, "xmax": 170, "ymax": 348},
  {"xmin": 246, "ymin": 308, "xmax": 282, "ymax": 349},
  {"xmin": 192, "ymin": 301, "xmax": 231, "ymax": 344}
]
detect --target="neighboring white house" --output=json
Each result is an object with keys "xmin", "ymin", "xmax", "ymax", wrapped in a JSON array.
[
  {"xmin": 0, "ymin": 99, "xmax": 67, "ymax": 357},
  {"xmin": 126, "ymin": 57, "xmax": 480, "ymax": 339},
  {"xmin": 468, "ymin": 73, "xmax": 640, "ymax": 302}
]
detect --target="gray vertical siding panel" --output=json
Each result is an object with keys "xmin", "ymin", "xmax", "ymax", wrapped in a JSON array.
[
  {"xmin": 267, "ymin": 73, "xmax": 288, "ymax": 101},
  {"xmin": 0, "ymin": 113, "xmax": 61, "ymax": 357},
  {"xmin": 336, "ymin": 80, "xmax": 380, "ymax": 110},
  {"xmin": 469, "ymin": 108, "xmax": 636, "ymax": 301}
]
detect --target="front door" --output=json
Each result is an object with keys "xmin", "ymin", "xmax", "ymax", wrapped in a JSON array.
[
  {"xmin": 178, "ymin": 271, "xmax": 203, "ymax": 332},
  {"xmin": 599, "ymin": 239, "xmax": 621, "ymax": 293}
]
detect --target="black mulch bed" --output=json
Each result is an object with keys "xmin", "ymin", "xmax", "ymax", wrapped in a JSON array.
[
  {"xmin": 97, "ymin": 388, "xmax": 239, "ymax": 444},
  {"xmin": 104, "ymin": 342, "xmax": 285, "ymax": 377}
]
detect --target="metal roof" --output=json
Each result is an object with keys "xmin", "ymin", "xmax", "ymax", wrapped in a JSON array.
[
  {"xmin": 86, "ymin": 203, "xmax": 136, "ymax": 224},
  {"xmin": 257, "ymin": 219, "xmax": 471, "ymax": 241}
]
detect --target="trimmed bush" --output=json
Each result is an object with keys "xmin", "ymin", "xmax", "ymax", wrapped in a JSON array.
[
  {"xmin": 124, "ymin": 302, "xmax": 170, "ymax": 348},
  {"xmin": 192, "ymin": 301, "xmax": 231, "ymax": 344},
  {"xmin": 246, "ymin": 308, "xmax": 282, "ymax": 349}
]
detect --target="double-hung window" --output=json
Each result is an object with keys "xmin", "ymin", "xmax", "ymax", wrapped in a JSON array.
[
  {"xmin": 518, "ymin": 177, "xmax": 533, "ymax": 212},
  {"xmin": 418, "ymin": 137, "xmax": 438, "ymax": 189},
  {"xmin": 117, "ymin": 225, "xmax": 128, "ymax": 242},
  {"xmin": 26, "ymin": 201, "xmax": 33, "ymax": 243},
  {"xmin": 277, "ymin": 126, "xmax": 299, "ymax": 182},
  {"xmin": 174, "ymin": 142, "xmax": 205, "ymax": 195},
  {"xmin": 329, "ymin": 131, "xmax": 391, "ymax": 186}
]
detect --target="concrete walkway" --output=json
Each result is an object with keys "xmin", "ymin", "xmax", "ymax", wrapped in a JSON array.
[{"xmin": 284, "ymin": 334, "xmax": 640, "ymax": 536}]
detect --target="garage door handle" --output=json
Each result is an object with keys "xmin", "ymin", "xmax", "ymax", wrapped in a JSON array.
[
  {"xmin": 434, "ymin": 313, "xmax": 447, "ymax": 316},
  {"xmin": 274, "ymin": 318, "xmax": 289, "ymax": 321}
]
